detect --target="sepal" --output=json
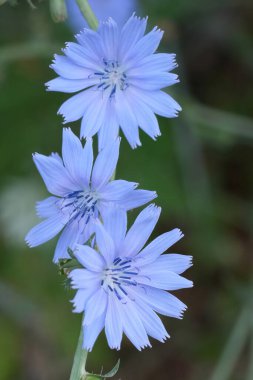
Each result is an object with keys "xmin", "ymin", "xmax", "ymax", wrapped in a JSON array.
[{"xmin": 85, "ymin": 360, "xmax": 120, "ymax": 380}]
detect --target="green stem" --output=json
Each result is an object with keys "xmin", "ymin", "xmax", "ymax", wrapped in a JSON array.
[
  {"xmin": 76, "ymin": 0, "xmax": 98, "ymax": 30},
  {"xmin": 69, "ymin": 324, "xmax": 88, "ymax": 380},
  {"xmin": 210, "ymin": 306, "xmax": 249, "ymax": 380}
]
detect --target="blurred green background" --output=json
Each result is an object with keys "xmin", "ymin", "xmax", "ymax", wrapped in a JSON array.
[{"xmin": 0, "ymin": 0, "xmax": 253, "ymax": 379}]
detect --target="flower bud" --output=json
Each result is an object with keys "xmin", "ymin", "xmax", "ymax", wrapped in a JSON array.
[{"xmin": 50, "ymin": 0, "xmax": 67, "ymax": 23}]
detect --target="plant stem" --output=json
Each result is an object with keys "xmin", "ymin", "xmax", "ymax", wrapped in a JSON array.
[
  {"xmin": 76, "ymin": 0, "xmax": 98, "ymax": 30},
  {"xmin": 69, "ymin": 324, "xmax": 88, "ymax": 380},
  {"xmin": 210, "ymin": 306, "xmax": 249, "ymax": 380}
]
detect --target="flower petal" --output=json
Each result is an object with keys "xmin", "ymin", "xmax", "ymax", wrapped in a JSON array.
[
  {"xmin": 135, "ymin": 89, "xmax": 182, "ymax": 117},
  {"xmin": 71, "ymin": 287, "xmax": 97, "ymax": 313},
  {"xmin": 53, "ymin": 220, "xmax": 80, "ymax": 263},
  {"xmin": 124, "ymin": 27, "xmax": 164, "ymax": 68},
  {"xmin": 102, "ymin": 207, "xmax": 127, "ymax": 253},
  {"xmin": 100, "ymin": 180, "xmax": 138, "ymax": 201},
  {"xmin": 129, "ymin": 72, "xmax": 179, "ymax": 91},
  {"xmin": 81, "ymin": 138, "xmax": 93, "ymax": 187},
  {"xmin": 105, "ymin": 294, "xmax": 123, "ymax": 350},
  {"xmin": 50, "ymin": 54, "xmax": 92, "ymax": 79},
  {"xmin": 69, "ymin": 268, "xmax": 100, "ymax": 289},
  {"xmin": 80, "ymin": 93, "xmax": 108, "ymax": 138},
  {"xmin": 82, "ymin": 311, "xmax": 106, "ymax": 351},
  {"xmin": 114, "ymin": 91, "xmax": 141, "ymax": 149},
  {"xmin": 33, "ymin": 153, "xmax": 78, "ymax": 196},
  {"xmin": 25, "ymin": 213, "xmax": 67, "ymax": 248},
  {"xmin": 62, "ymin": 128, "xmax": 86, "ymax": 186},
  {"xmin": 74, "ymin": 244, "xmax": 105, "ymax": 272},
  {"xmin": 129, "ymin": 291, "xmax": 169, "ymax": 342},
  {"xmin": 137, "ymin": 270, "xmax": 193, "ymax": 291},
  {"xmin": 121, "ymin": 204, "xmax": 161, "ymax": 257},
  {"xmin": 136, "ymin": 229, "xmax": 184, "ymax": 265},
  {"xmin": 63, "ymin": 42, "xmax": 101, "ymax": 70},
  {"xmin": 76, "ymin": 28, "xmax": 104, "ymax": 61},
  {"xmin": 136, "ymin": 286, "xmax": 187, "ymax": 319},
  {"xmin": 119, "ymin": 15, "xmax": 147, "ymax": 61},
  {"xmin": 91, "ymin": 138, "xmax": 120, "ymax": 190},
  {"xmin": 126, "ymin": 89, "xmax": 161, "ymax": 139},
  {"xmin": 118, "ymin": 300, "xmax": 151, "ymax": 350},
  {"xmin": 98, "ymin": 103, "xmax": 119, "ymax": 151},
  {"xmin": 118, "ymin": 189, "xmax": 157, "ymax": 211},
  {"xmin": 151, "ymin": 254, "xmax": 193, "ymax": 274},
  {"xmin": 46, "ymin": 77, "xmax": 98, "ymax": 93},
  {"xmin": 36, "ymin": 196, "xmax": 59, "ymax": 218},
  {"xmin": 98, "ymin": 18, "xmax": 119, "ymax": 59},
  {"xmin": 83, "ymin": 287, "xmax": 107, "ymax": 325},
  {"xmin": 95, "ymin": 222, "xmax": 115, "ymax": 265},
  {"xmin": 58, "ymin": 89, "xmax": 98, "ymax": 123},
  {"xmin": 129, "ymin": 53, "xmax": 177, "ymax": 75}
]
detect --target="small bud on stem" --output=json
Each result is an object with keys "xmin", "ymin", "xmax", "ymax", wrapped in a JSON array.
[{"xmin": 50, "ymin": 0, "xmax": 67, "ymax": 23}]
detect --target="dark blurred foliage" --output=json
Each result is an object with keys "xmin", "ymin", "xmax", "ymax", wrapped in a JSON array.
[{"xmin": 0, "ymin": 1, "xmax": 253, "ymax": 379}]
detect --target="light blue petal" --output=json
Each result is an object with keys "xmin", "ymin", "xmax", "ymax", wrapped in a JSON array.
[
  {"xmin": 98, "ymin": 18, "xmax": 119, "ymax": 59},
  {"xmin": 129, "ymin": 72, "xmax": 179, "ymax": 91},
  {"xmin": 58, "ymin": 89, "xmax": 97, "ymax": 123},
  {"xmin": 78, "ymin": 217, "xmax": 96, "ymax": 246},
  {"xmin": 137, "ymin": 229, "xmax": 184, "ymax": 265},
  {"xmin": 80, "ymin": 93, "xmax": 108, "ymax": 138},
  {"xmin": 126, "ymin": 89, "xmax": 161, "ymax": 139},
  {"xmin": 83, "ymin": 287, "xmax": 107, "ymax": 325},
  {"xmin": 152, "ymin": 254, "xmax": 193, "ymax": 274},
  {"xmin": 136, "ymin": 286, "xmax": 187, "ymax": 319},
  {"xmin": 119, "ymin": 14, "xmax": 147, "ymax": 61},
  {"xmin": 25, "ymin": 213, "xmax": 67, "ymax": 248},
  {"xmin": 129, "ymin": 291, "xmax": 169, "ymax": 342},
  {"xmin": 76, "ymin": 28, "xmax": 104, "ymax": 61},
  {"xmin": 69, "ymin": 268, "xmax": 100, "ymax": 289},
  {"xmin": 33, "ymin": 153, "xmax": 78, "ymax": 196},
  {"xmin": 53, "ymin": 221, "xmax": 80, "ymax": 263},
  {"xmin": 115, "ymin": 91, "xmax": 141, "ymax": 149},
  {"xmin": 105, "ymin": 294, "xmax": 123, "ymax": 350},
  {"xmin": 81, "ymin": 138, "xmax": 93, "ymax": 187},
  {"xmin": 82, "ymin": 310, "xmax": 106, "ymax": 351},
  {"xmin": 36, "ymin": 196, "xmax": 59, "ymax": 218},
  {"xmin": 91, "ymin": 138, "xmax": 120, "ymax": 190},
  {"xmin": 74, "ymin": 244, "xmax": 105, "ymax": 272},
  {"xmin": 50, "ymin": 152, "xmax": 62, "ymax": 163},
  {"xmin": 63, "ymin": 42, "xmax": 101, "ymax": 70},
  {"xmin": 121, "ymin": 204, "xmax": 161, "ymax": 257},
  {"xmin": 50, "ymin": 54, "xmax": 92, "ymax": 79},
  {"xmin": 71, "ymin": 287, "xmax": 97, "ymax": 313},
  {"xmin": 137, "ymin": 89, "xmax": 182, "ymax": 117},
  {"xmin": 129, "ymin": 53, "xmax": 177, "ymax": 75},
  {"xmin": 62, "ymin": 128, "xmax": 87, "ymax": 186},
  {"xmin": 46, "ymin": 77, "xmax": 97, "ymax": 93},
  {"xmin": 101, "ymin": 206, "xmax": 127, "ymax": 253},
  {"xmin": 98, "ymin": 103, "xmax": 119, "ymax": 151},
  {"xmin": 118, "ymin": 299, "xmax": 151, "ymax": 350},
  {"xmin": 100, "ymin": 180, "xmax": 138, "ymax": 201},
  {"xmin": 137, "ymin": 269, "xmax": 193, "ymax": 291},
  {"xmin": 95, "ymin": 222, "xmax": 115, "ymax": 265},
  {"xmin": 118, "ymin": 189, "xmax": 157, "ymax": 211},
  {"xmin": 124, "ymin": 27, "xmax": 163, "ymax": 68}
]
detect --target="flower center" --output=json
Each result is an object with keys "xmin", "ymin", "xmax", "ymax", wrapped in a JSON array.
[
  {"xmin": 94, "ymin": 59, "xmax": 128, "ymax": 98},
  {"xmin": 60, "ymin": 190, "xmax": 98, "ymax": 224},
  {"xmin": 101, "ymin": 257, "xmax": 139, "ymax": 301}
]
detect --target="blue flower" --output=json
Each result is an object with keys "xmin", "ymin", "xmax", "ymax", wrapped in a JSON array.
[
  {"xmin": 69, "ymin": 205, "xmax": 193, "ymax": 351},
  {"xmin": 46, "ymin": 14, "xmax": 181, "ymax": 149},
  {"xmin": 25, "ymin": 128, "xmax": 156, "ymax": 262}
]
